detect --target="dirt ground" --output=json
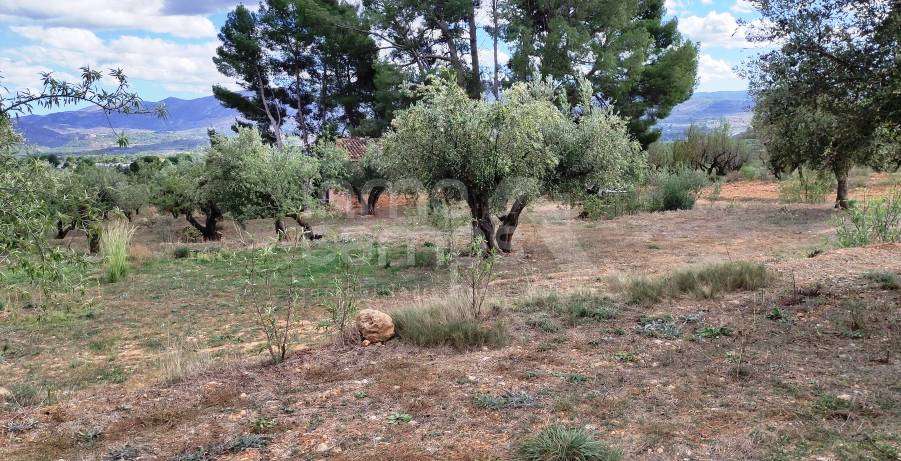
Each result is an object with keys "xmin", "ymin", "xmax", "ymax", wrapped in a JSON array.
[{"xmin": 1, "ymin": 177, "xmax": 899, "ymax": 460}]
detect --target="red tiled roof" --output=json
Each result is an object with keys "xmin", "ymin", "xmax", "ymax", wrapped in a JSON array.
[{"xmin": 336, "ymin": 137, "xmax": 371, "ymax": 160}]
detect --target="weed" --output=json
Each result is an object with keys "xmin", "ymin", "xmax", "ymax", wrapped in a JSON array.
[
  {"xmin": 173, "ymin": 246, "xmax": 192, "ymax": 259},
  {"xmin": 393, "ymin": 303, "xmax": 507, "ymax": 350},
  {"xmin": 844, "ymin": 301, "xmax": 867, "ymax": 337},
  {"xmin": 514, "ymin": 424, "xmax": 623, "ymax": 461},
  {"xmin": 88, "ymin": 337, "xmax": 117, "ymax": 353},
  {"xmin": 3, "ymin": 419, "xmax": 38, "ymax": 434},
  {"xmin": 252, "ymin": 416, "xmax": 275, "ymax": 434},
  {"xmin": 8, "ymin": 382, "xmax": 52, "ymax": 408},
  {"xmin": 101, "ymin": 219, "xmax": 136, "ymax": 283},
  {"xmin": 627, "ymin": 261, "xmax": 768, "ymax": 304},
  {"xmin": 613, "ymin": 351, "xmax": 637, "ymax": 362},
  {"xmin": 74, "ymin": 426, "xmax": 103, "ymax": 447},
  {"xmin": 561, "ymin": 372, "xmax": 590, "ymax": 384},
  {"xmin": 320, "ymin": 256, "xmax": 361, "ymax": 345},
  {"xmin": 96, "ymin": 365, "xmax": 129, "ymax": 384},
  {"xmin": 834, "ymin": 190, "xmax": 901, "ymax": 247},
  {"xmin": 159, "ymin": 337, "xmax": 211, "ymax": 383},
  {"xmin": 520, "ymin": 291, "xmax": 620, "ymax": 324},
  {"xmin": 636, "ymin": 315, "xmax": 681, "ymax": 339},
  {"xmin": 767, "ymin": 307, "xmax": 787, "ymax": 321},
  {"xmin": 353, "ymin": 391, "xmax": 368, "ymax": 399},
  {"xmin": 863, "ymin": 271, "xmax": 900, "ymax": 290},
  {"xmin": 778, "ymin": 170, "xmax": 834, "ymax": 204},
  {"xmin": 387, "ymin": 413, "xmax": 412, "ymax": 424},
  {"xmin": 526, "ymin": 315, "xmax": 563, "ymax": 332},
  {"xmin": 694, "ymin": 326, "xmax": 733, "ymax": 340},
  {"xmin": 102, "ymin": 445, "xmax": 139, "ymax": 460}
]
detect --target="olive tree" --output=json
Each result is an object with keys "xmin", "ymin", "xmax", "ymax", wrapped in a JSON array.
[
  {"xmin": 206, "ymin": 129, "xmax": 326, "ymax": 239},
  {"xmin": 378, "ymin": 76, "xmax": 644, "ymax": 253}
]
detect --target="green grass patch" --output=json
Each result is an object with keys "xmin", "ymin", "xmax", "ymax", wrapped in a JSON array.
[
  {"xmin": 519, "ymin": 291, "xmax": 620, "ymax": 325},
  {"xmin": 627, "ymin": 261, "xmax": 769, "ymax": 304},
  {"xmin": 514, "ymin": 424, "xmax": 623, "ymax": 461}
]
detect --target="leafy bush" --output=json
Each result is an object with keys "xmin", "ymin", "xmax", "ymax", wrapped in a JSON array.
[
  {"xmin": 645, "ymin": 168, "xmax": 708, "ymax": 212},
  {"xmin": 392, "ymin": 303, "xmax": 507, "ymax": 350},
  {"xmin": 173, "ymin": 246, "xmax": 192, "ymax": 259},
  {"xmin": 778, "ymin": 170, "xmax": 834, "ymax": 204},
  {"xmin": 834, "ymin": 191, "xmax": 901, "ymax": 247},
  {"xmin": 627, "ymin": 261, "xmax": 769, "ymax": 304},
  {"xmin": 739, "ymin": 160, "xmax": 769, "ymax": 180},
  {"xmin": 514, "ymin": 425, "xmax": 623, "ymax": 461},
  {"xmin": 100, "ymin": 218, "xmax": 136, "ymax": 283}
]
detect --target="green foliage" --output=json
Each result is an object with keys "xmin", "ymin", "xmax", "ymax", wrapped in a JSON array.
[
  {"xmin": 627, "ymin": 261, "xmax": 769, "ymax": 304},
  {"xmin": 100, "ymin": 219, "xmax": 135, "ymax": 283},
  {"xmin": 745, "ymin": 0, "xmax": 898, "ymax": 207},
  {"xmin": 645, "ymin": 168, "xmax": 708, "ymax": 212},
  {"xmin": 392, "ymin": 304, "xmax": 508, "ymax": 350},
  {"xmin": 504, "ymin": 0, "xmax": 698, "ymax": 147},
  {"xmin": 514, "ymin": 425, "xmax": 623, "ymax": 461},
  {"xmin": 778, "ymin": 170, "xmax": 834, "ymax": 204},
  {"xmin": 834, "ymin": 191, "xmax": 901, "ymax": 247},
  {"xmin": 173, "ymin": 247, "xmax": 192, "ymax": 259},
  {"xmin": 474, "ymin": 391, "xmax": 535, "ymax": 410},
  {"xmin": 580, "ymin": 190, "xmax": 643, "ymax": 220},
  {"xmin": 387, "ymin": 413, "xmax": 412, "ymax": 425},
  {"xmin": 694, "ymin": 326, "xmax": 733, "ymax": 340},
  {"xmin": 613, "ymin": 351, "xmax": 637, "ymax": 363},
  {"xmin": 379, "ymin": 76, "xmax": 643, "ymax": 251},
  {"xmin": 519, "ymin": 291, "xmax": 620, "ymax": 325},
  {"xmin": 863, "ymin": 271, "xmax": 900, "ymax": 290},
  {"xmin": 669, "ymin": 122, "xmax": 751, "ymax": 175},
  {"xmin": 214, "ymin": 1, "xmax": 378, "ymax": 143},
  {"xmin": 767, "ymin": 307, "xmax": 787, "ymax": 321}
]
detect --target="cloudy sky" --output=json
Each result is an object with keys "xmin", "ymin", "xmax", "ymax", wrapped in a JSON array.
[{"xmin": 0, "ymin": 0, "xmax": 765, "ymax": 106}]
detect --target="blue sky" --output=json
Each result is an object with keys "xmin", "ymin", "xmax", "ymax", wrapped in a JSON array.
[{"xmin": 0, "ymin": 0, "xmax": 765, "ymax": 110}]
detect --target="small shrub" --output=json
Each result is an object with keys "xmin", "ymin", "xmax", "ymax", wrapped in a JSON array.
[
  {"xmin": 627, "ymin": 261, "xmax": 768, "ymax": 304},
  {"xmin": 778, "ymin": 170, "xmax": 834, "ymax": 204},
  {"xmin": 844, "ymin": 301, "xmax": 867, "ymax": 337},
  {"xmin": 561, "ymin": 372, "xmax": 589, "ymax": 384},
  {"xmin": 173, "ymin": 246, "xmax": 192, "ymax": 259},
  {"xmin": 392, "ymin": 303, "xmax": 507, "ymax": 350},
  {"xmin": 645, "ymin": 168, "xmax": 708, "ymax": 212},
  {"xmin": 834, "ymin": 191, "xmax": 901, "ymax": 248},
  {"xmin": 863, "ymin": 271, "xmax": 900, "ymax": 290},
  {"xmin": 101, "ymin": 219, "xmax": 136, "ymax": 283},
  {"xmin": 739, "ymin": 161, "xmax": 768, "ymax": 181},
  {"xmin": 514, "ymin": 425, "xmax": 623, "ymax": 461},
  {"xmin": 613, "ymin": 351, "xmax": 637, "ymax": 362},
  {"xmin": 520, "ymin": 291, "xmax": 620, "ymax": 325}
]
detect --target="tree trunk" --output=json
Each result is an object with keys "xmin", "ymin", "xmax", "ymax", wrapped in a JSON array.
[
  {"xmin": 835, "ymin": 171, "xmax": 850, "ymax": 209},
  {"xmin": 88, "ymin": 228, "xmax": 101, "ymax": 254},
  {"xmin": 365, "ymin": 186, "xmax": 386, "ymax": 215},
  {"xmin": 466, "ymin": 6, "xmax": 483, "ymax": 99},
  {"xmin": 56, "ymin": 220, "xmax": 75, "ymax": 239},
  {"xmin": 275, "ymin": 217, "xmax": 287, "ymax": 241},
  {"xmin": 466, "ymin": 194, "xmax": 497, "ymax": 251},
  {"xmin": 491, "ymin": 0, "xmax": 500, "ymax": 100},
  {"xmin": 288, "ymin": 213, "xmax": 319, "ymax": 240},
  {"xmin": 496, "ymin": 196, "xmax": 528, "ymax": 253},
  {"xmin": 185, "ymin": 209, "xmax": 222, "ymax": 241}
]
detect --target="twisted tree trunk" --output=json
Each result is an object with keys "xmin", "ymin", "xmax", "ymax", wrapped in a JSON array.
[{"xmin": 496, "ymin": 195, "xmax": 528, "ymax": 253}]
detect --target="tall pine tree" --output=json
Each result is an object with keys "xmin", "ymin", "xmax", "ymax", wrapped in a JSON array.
[
  {"xmin": 503, "ymin": 0, "xmax": 698, "ymax": 147},
  {"xmin": 213, "ymin": 0, "xmax": 379, "ymax": 146}
]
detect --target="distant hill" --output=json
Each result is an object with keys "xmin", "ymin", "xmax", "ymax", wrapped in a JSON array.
[
  {"xmin": 657, "ymin": 90, "xmax": 754, "ymax": 141},
  {"xmin": 13, "ymin": 95, "xmax": 239, "ymax": 155},
  {"xmin": 13, "ymin": 90, "xmax": 754, "ymax": 154}
]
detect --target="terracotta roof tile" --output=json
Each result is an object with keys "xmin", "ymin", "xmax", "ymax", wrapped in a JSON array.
[{"xmin": 336, "ymin": 137, "xmax": 371, "ymax": 160}]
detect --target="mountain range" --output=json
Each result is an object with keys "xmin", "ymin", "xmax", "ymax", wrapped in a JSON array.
[{"xmin": 13, "ymin": 90, "xmax": 753, "ymax": 155}]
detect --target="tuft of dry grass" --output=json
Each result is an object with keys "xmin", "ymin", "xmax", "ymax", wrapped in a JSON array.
[
  {"xmin": 626, "ymin": 261, "xmax": 769, "ymax": 304},
  {"xmin": 392, "ymin": 298, "xmax": 507, "ymax": 350},
  {"xmin": 159, "ymin": 337, "xmax": 212, "ymax": 383},
  {"xmin": 101, "ymin": 219, "xmax": 136, "ymax": 283}
]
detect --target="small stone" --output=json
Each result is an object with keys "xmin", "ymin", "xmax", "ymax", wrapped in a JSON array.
[
  {"xmin": 362, "ymin": 340, "xmax": 371, "ymax": 346},
  {"xmin": 315, "ymin": 442, "xmax": 330, "ymax": 452},
  {"xmin": 837, "ymin": 393, "xmax": 852, "ymax": 401}
]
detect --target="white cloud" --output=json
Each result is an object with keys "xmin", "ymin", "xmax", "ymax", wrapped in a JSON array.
[
  {"xmin": 2, "ymin": 26, "xmax": 237, "ymax": 96},
  {"xmin": 0, "ymin": 0, "xmax": 217, "ymax": 38},
  {"xmin": 696, "ymin": 54, "xmax": 745, "ymax": 91},
  {"xmin": 700, "ymin": 0, "xmax": 714, "ymax": 4},
  {"xmin": 478, "ymin": 48, "xmax": 509, "ymax": 68},
  {"xmin": 731, "ymin": 0, "xmax": 756, "ymax": 14},
  {"xmin": 678, "ymin": 11, "xmax": 762, "ymax": 49}
]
